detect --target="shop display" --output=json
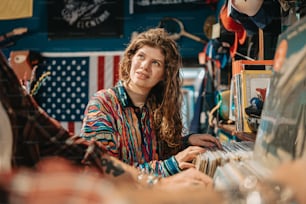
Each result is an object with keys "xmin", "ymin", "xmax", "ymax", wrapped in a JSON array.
[{"xmin": 194, "ymin": 16, "xmax": 306, "ymax": 203}]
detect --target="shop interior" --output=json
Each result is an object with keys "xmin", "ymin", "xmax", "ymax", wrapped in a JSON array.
[{"xmin": 0, "ymin": 0, "xmax": 306, "ymax": 203}]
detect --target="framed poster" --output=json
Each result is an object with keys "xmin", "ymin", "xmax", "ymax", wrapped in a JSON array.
[
  {"xmin": 240, "ymin": 70, "xmax": 272, "ymax": 133},
  {"xmin": 48, "ymin": 0, "xmax": 123, "ymax": 39}
]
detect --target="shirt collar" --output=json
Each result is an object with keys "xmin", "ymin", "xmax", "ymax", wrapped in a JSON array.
[{"xmin": 113, "ymin": 80, "xmax": 135, "ymax": 108}]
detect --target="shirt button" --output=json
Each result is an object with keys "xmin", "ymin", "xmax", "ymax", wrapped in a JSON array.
[{"xmin": 135, "ymin": 107, "xmax": 140, "ymax": 113}]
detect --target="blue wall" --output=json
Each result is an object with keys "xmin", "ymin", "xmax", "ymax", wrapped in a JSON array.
[{"xmin": 0, "ymin": 1, "xmax": 216, "ymax": 63}]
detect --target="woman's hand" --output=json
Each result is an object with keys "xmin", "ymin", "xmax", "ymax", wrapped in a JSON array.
[
  {"xmin": 128, "ymin": 169, "xmax": 223, "ymax": 204},
  {"xmin": 188, "ymin": 134, "xmax": 222, "ymax": 149},
  {"xmin": 174, "ymin": 146, "xmax": 206, "ymax": 170},
  {"xmin": 159, "ymin": 168, "xmax": 213, "ymax": 190}
]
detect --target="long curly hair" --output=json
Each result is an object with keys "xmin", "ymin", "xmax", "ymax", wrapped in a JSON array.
[{"xmin": 119, "ymin": 28, "xmax": 184, "ymax": 158}]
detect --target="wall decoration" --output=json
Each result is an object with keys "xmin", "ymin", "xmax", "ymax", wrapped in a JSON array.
[
  {"xmin": 48, "ymin": 0, "xmax": 123, "ymax": 39},
  {"xmin": 129, "ymin": 0, "xmax": 217, "ymax": 14},
  {"xmin": 33, "ymin": 51, "xmax": 123, "ymax": 135}
]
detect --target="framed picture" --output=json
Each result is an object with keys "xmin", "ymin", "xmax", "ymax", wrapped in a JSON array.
[
  {"xmin": 48, "ymin": 0, "xmax": 124, "ymax": 39},
  {"xmin": 240, "ymin": 70, "xmax": 272, "ymax": 133}
]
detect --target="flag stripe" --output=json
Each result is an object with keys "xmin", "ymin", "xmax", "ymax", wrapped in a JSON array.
[
  {"xmin": 89, "ymin": 55, "xmax": 98, "ymax": 98},
  {"xmin": 98, "ymin": 56, "xmax": 105, "ymax": 90},
  {"xmin": 68, "ymin": 122, "xmax": 75, "ymax": 134},
  {"xmin": 104, "ymin": 55, "xmax": 113, "ymax": 89},
  {"xmin": 113, "ymin": 55, "xmax": 120, "ymax": 85},
  {"xmin": 61, "ymin": 121, "xmax": 83, "ymax": 135}
]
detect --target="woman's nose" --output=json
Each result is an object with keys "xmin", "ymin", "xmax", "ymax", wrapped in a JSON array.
[{"xmin": 140, "ymin": 60, "xmax": 150, "ymax": 70}]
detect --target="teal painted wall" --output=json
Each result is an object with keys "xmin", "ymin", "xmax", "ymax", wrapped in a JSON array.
[{"xmin": 0, "ymin": 1, "xmax": 217, "ymax": 63}]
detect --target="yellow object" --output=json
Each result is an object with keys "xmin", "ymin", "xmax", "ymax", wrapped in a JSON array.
[{"xmin": 0, "ymin": 0, "xmax": 33, "ymax": 20}]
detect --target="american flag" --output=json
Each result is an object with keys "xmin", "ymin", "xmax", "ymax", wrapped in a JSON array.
[{"xmin": 34, "ymin": 52, "xmax": 123, "ymax": 135}]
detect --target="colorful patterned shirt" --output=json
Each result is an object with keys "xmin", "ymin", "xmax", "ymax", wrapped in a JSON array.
[{"xmin": 81, "ymin": 81, "xmax": 181, "ymax": 177}]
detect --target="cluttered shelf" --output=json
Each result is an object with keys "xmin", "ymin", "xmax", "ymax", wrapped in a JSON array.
[
  {"xmin": 217, "ymin": 123, "xmax": 256, "ymax": 142},
  {"xmin": 215, "ymin": 60, "xmax": 274, "ymax": 143}
]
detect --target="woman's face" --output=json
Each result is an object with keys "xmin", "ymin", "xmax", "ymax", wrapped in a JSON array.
[{"xmin": 129, "ymin": 45, "xmax": 165, "ymax": 91}]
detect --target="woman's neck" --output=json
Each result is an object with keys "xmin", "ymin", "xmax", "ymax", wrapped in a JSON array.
[{"xmin": 124, "ymin": 82, "xmax": 149, "ymax": 108}]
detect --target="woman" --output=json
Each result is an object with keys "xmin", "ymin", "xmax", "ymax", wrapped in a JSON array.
[
  {"xmin": 81, "ymin": 28, "xmax": 221, "ymax": 177},
  {"xmin": 0, "ymin": 49, "xmax": 213, "ymax": 189}
]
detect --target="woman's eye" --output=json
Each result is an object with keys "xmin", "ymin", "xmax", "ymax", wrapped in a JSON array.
[{"xmin": 152, "ymin": 61, "xmax": 160, "ymax": 66}]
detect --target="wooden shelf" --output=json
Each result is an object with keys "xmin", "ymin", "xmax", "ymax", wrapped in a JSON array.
[{"xmin": 218, "ymin": 124, "xmax": 256, "ymax": 142}]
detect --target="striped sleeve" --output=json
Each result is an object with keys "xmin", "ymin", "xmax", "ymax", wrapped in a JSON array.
[
  {"xmin": 137, "ymin": 156, "xmax": 181, "ymax": 177},
  {"xmin": 80, "ymin": 91, "xmax": 120, "ymax": 158}
]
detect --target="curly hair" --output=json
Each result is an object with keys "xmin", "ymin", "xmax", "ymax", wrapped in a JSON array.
[{"xmin": 119, "ymin": 28, "xmax": 184, "ymax": 158}]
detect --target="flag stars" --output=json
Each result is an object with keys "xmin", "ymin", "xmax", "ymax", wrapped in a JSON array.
[{"xmin": 36, "ymin": 56, "xmax": 90, "ymax": 122}]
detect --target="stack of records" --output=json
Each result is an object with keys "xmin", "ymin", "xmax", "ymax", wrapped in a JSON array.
[{"xmin": 194, "ymin": 141, "xmax": 254, "ymax": 178}]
